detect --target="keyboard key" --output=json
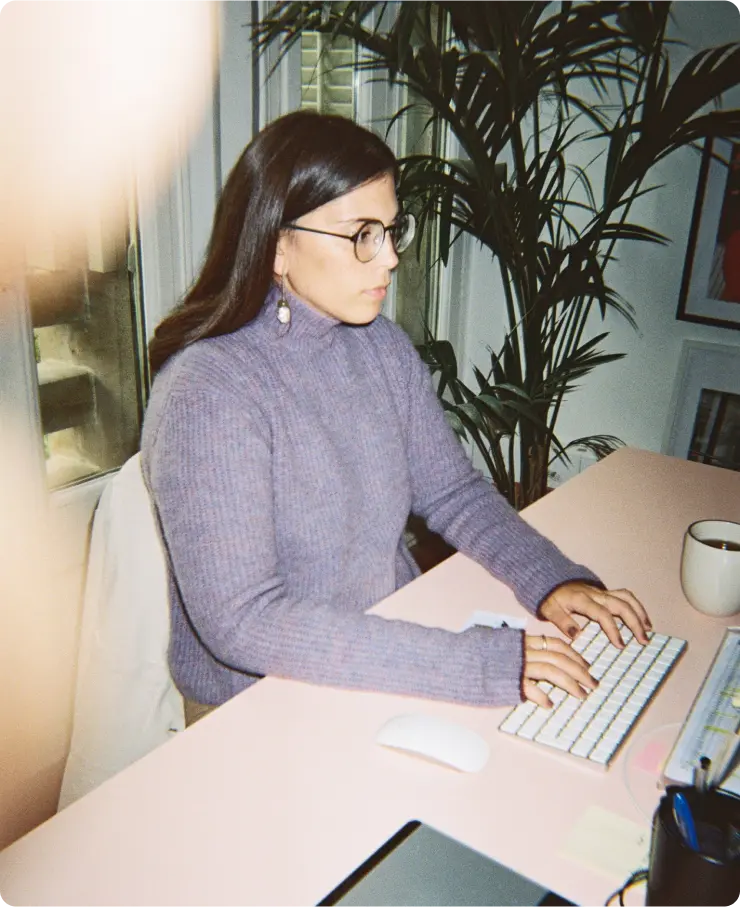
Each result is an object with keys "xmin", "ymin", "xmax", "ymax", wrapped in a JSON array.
[{"xmin": 499, "ymin": 702, "xmax": 536, "ymax": 734}]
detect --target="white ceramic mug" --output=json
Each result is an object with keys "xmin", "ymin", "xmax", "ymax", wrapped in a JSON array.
[{"xmin": 680, "ymin": 519, "xmax": 740, "ymax": 617}]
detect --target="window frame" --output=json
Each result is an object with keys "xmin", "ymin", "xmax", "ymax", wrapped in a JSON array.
[{"xmin": 0, "ymin": 281, "xmax": 46, "ymax": 488}]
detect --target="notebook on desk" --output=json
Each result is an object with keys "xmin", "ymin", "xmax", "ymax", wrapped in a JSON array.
[
  {"xmin": 664, "ymin": 627, "xmax": 740, "ymax": 794},
  {"xmin": 318, "ymin": 821, "xmax": 574, "ymax": 907}
]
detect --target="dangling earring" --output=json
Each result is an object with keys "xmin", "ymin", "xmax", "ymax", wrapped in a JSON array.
[{"xmin": 276, "ymin": 272, "xmax": 291, "ymax": 325}]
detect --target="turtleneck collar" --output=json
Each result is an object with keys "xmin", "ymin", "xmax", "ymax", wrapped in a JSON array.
[{"xmin": 250, "ymin": 283, "xmax": 341, "ymax": 350}]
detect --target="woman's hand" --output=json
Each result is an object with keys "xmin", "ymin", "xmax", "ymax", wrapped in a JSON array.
[
  {"xmin": 524, "ymin": 583, "xmax": 653, "ymax": 708},
  {"xmin": 523, "ymin": 634, "xmax": 597, "ymax": 708},
  {"xmin": 538, "ymin": 582, "xmax": 652, "ymax": 648}
]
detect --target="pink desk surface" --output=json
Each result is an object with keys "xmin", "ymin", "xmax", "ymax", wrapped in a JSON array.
[{"xmin": 2, "ymin": 448, "xmax": 740, "ymax": 907}]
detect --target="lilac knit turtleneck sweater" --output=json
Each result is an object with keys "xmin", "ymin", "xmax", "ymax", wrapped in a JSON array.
[{"xmin": 140, "ymin": 287, "xmax": 600, "ymax": 707}]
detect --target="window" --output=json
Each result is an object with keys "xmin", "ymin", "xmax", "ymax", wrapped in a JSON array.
[
  {"xmin": 24, "ymin": 194, "xmax": 147, "ymax": 490},
  {"xmin": 2, "ymin": 26, "xmax": 222, "ymax": 497},
  {"xmin": 300, "ymin": 31, "xmax": 356, "ymax": 119}
]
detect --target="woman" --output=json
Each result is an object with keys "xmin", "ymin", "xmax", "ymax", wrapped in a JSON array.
[{"xmin": 141, "ymin": 111, "xmax": 651, "ymax": 722}]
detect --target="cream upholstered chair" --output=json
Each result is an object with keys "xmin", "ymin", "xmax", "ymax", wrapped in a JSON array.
[{"xmin": 58, "ymin": 453, "xmax": 185, "ymax": 810}]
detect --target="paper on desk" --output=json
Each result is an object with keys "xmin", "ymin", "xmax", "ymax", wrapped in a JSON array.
[
  {"xmin": 560, "ymin": 806, "xmax": 650, "ymax": 880},
  {"xmin": 458, "ymin": 611, "xmax": 527, "ymax": 632}
]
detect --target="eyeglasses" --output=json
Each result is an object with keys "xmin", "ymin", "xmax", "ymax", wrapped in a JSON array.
[{"xmin": 282, "ymin": 213, "xmax": 416, "ymax": 263}]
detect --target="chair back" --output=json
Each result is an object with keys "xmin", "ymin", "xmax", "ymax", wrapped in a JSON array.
[{"xmin": 58, "ymin": 453, "xmax": 184, "ymax": 810}]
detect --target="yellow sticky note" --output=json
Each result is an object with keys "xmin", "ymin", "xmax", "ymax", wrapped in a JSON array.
[{"xmin": 560, "ymin": 806, "xmax": 651, "ymax": 879}]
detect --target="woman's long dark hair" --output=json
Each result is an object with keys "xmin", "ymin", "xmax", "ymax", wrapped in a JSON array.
[{"xmin": 148, "ymin": 111, "xmax": 398, "ymax": 375}]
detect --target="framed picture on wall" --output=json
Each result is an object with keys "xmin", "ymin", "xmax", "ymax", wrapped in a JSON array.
[
  {"xmin": 677, "ymin": 137, "xmax": 740, "ymax": 330},
  {"xmin": 664, "ymin": 340, "xmax": 740, "ymax": 472}
]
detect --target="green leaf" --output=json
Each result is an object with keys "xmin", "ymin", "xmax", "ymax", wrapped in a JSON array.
[
  {"xmin": 603, "ymin": 123, "xmax": 630, "ymax": 208},
  {"xmin": 599, "ymin": 222, "xmax": 669, "ymax": 244},
  {"xmin": 440, "ymin": 47, "xmax": 460, "ymax": 99},
  {"xmin": 550, "ymin": 434, "xmax": 624, "ymax": 466},
  {"xmin": 443, "ymin": 409, "xmax": 467, "ymax": 440}
]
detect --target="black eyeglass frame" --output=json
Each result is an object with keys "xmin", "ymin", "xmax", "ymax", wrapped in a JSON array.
[{"xmin": 281, "ymin": 214, "xmax": 415, "ymax": 263}]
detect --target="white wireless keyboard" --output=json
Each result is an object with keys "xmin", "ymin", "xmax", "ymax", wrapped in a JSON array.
[{"xmin": 499, "ymin": 620, "xmax": 686, "ymax": 766}]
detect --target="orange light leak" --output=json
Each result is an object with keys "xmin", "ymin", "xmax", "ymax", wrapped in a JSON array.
[
  {"xmin": 0, "ymin": 0, "xmax": 218, "ymax": 283},
  {"xmin": 0, "ymin": 2, "xmax": 219, "ymax": 847}
]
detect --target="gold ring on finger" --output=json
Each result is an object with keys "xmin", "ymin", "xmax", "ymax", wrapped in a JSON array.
[{"xmin": 542, "ymin": 635, "xmax": 548, "ymax": 652}]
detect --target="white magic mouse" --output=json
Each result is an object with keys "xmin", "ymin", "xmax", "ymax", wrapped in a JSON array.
[{"xmin": 375, "ymin": 713, "xmax": 490, "ymax": 773}]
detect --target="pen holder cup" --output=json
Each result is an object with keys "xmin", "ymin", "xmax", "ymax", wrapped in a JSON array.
[{"xmin": 647, "ymin": 785, "xmax": 740, "ymax": 906}]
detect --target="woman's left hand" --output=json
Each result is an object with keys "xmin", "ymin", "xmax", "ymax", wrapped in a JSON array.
[{"xmin": 538, "ymin": 582, "xmax": 652, "ymax": 648}]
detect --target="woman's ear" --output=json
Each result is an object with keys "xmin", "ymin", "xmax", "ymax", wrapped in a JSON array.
[{"xmin": 273, "ymin": 231, "xmax": 288, "ymax": 281}]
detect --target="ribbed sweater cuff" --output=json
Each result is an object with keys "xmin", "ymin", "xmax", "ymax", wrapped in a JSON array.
[
  {"xmin": 475, "ymin": 626, "xmax": 525, "ymax": 706},
  {"xmin": 510, "ymin": 559, "xmax": 603, "ymax": 614}
]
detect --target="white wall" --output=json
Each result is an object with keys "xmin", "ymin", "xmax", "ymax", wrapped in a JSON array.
[{"xmin": 454, "ymin": 1, "xmax": 740, "ymax": 484}]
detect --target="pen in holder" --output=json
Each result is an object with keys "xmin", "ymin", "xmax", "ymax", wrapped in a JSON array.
[{"xmin": 647, "ymin": 784, "xmax": 740, "ymax": 905}]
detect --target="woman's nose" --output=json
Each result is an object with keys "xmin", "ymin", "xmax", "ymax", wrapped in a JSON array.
[{"xmin": 379, "ymin": 233, "xmax": 399, "ymax": 269}]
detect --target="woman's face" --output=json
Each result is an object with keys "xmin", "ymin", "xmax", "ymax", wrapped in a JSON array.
[{"xmin": 274, "ymin": 172, "xmax": 400, "ymax": 324}]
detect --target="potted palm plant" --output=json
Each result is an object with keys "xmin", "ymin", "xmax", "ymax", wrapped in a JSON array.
[{"xmin": 254, "ymin": 1, "xmax": 740, "ymax": 508}]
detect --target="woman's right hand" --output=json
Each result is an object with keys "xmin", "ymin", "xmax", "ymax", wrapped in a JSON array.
[{"xmin": 523, "ymin": 633, "xmax": 597, "ymax": 709}]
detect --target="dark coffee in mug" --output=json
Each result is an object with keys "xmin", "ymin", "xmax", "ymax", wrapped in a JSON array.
[{"xmin": 702, "ymin": 539, "xmax": 740, "ymax": 552}]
